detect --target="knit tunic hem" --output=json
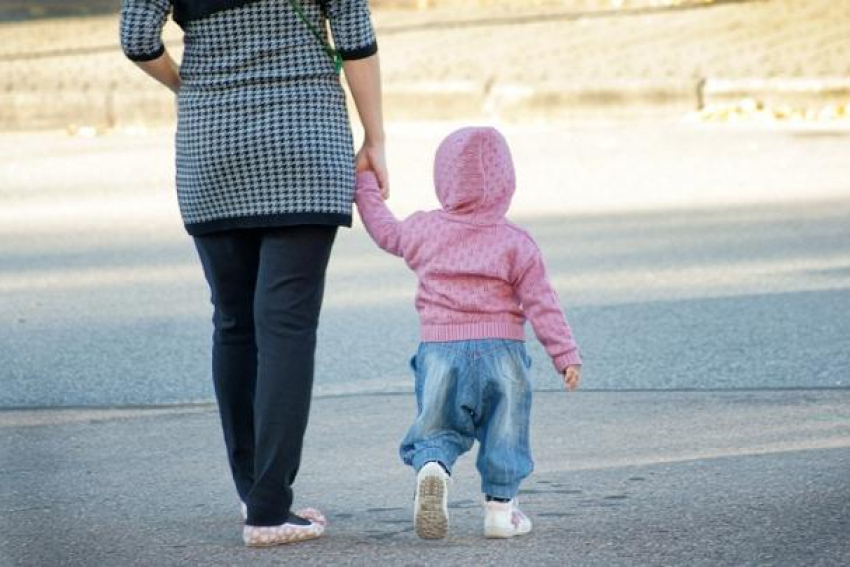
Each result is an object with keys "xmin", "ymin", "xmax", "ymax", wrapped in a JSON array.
[{"xmin": 185, "ymin": 212, "xmax": 352, "ymax": 236}]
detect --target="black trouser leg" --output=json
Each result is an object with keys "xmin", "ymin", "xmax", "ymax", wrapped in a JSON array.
[
  {"xmin": 247, "ymin": 225, "xmax": 337, "ymax": 525},
  {"xmin": 195, "ymin": 226, "xmax": 336, "ymax": 526},
  {"xmin": 194, "ymin": 230, "xmax": 262, "ymax": 501},
  {"xmin": 194, "ymin": 224, "xmax": 337, "ymax": 527}
]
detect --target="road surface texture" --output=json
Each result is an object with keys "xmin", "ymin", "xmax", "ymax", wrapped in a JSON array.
[
  {"xmin": 1, "ymin": 120, "xmax": 849, "ymax": 565},
  {"xmin": 1, "ymin": 121, "xmax": 848, "ymax": 406},
  {"xmin": 1, "ymin": 391, "xmax": 849, "ymax": 565}
]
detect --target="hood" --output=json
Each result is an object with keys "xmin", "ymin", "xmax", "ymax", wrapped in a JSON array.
[{"xmin": 434, "ymin": 126, "xmax": 515, "ymax": 224}]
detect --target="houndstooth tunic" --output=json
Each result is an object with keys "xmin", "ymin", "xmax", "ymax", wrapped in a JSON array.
[{"xmin": 120, "ymin": 0, "xmax": 377, "ymax": 235}]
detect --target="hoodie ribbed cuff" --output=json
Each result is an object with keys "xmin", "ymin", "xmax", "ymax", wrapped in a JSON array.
[
  {"xmin": 553, "ymin": 350, "xmax": 583, "ymax": 373},
  {"xmin": 355, "ymin": 170, "xmax": 380, "ymax": 195}
]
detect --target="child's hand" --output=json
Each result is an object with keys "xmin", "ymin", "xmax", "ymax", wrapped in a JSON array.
[{"xmin": 563, "ymin": 365, "xmax": 581, "ymax": 392}]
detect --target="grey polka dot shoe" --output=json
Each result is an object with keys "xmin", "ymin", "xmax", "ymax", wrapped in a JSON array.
[{"xmin": 242, "ymin": 508, "xmax": 327, "ymax": 547}]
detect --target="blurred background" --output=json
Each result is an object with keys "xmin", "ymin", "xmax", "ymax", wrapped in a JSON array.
[
  {"xmin": 2, "ymin": 0, "xmax": 850, "ymax": 129},
  {"xmin": 1, "ymin": 0, "xmax": 848, "ymax": 407}
]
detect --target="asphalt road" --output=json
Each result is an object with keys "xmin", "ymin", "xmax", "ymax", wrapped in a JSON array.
[
  {"xmin": 1, "ymin": 122, "xmax": 849, "ymax": 566},
  {"xmin": 1, "ymin": 390, "xmax": 849, "ymax": 566},
  {"xmin": 1, "ymin": 122, "xmax": 849, "ymax": 407},
  {"xmin": 2, "ymin": 199, "xmax": 849, "ymax": 406}
]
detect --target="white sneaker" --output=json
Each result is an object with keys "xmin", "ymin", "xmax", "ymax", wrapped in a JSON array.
[
  {"xmin": 414, "ymin": 462, "xmax": 450, "ymax": 539},
  {"xmin": 240, "ymin": 501, "xmax": 247, "ymax": 521},
  {"xmin": 242, "ymin": 508, "xmax": 327, "ymax": 547},
  {"xmin": 484, "ymin": 498, "xmax": 532, "ymax": 538}
]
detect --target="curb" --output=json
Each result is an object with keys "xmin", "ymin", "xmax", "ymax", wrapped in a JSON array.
[
  {"xmin": 1, "ymin": 78, "xmax": 848, "ymax": 130},
  {"xmin": 380, "ymin": 80, "xmax": 697, "ymax": 121},
  {"xmin": 699, "ymin": 77, "xmax": 850, "ymax": 109}
]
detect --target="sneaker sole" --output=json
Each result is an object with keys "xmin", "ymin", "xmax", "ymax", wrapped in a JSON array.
[
  {"xmin": 484, "ymin": 526, "xmax": 516, "ymax": 539},
  {"xmin": 244, "ymin": 533, "xmax": 322, "ymax": 547},
  {"xmin": 415, "ymin": 474, "xmax": 448, "ymax": 539},
  {"xmin": 243, "ymin": 527, "xmax": 324, "ymax": 547},
  {"xmin": 484, "ymin": 519, "xmax": 532, "ymax": 539}
]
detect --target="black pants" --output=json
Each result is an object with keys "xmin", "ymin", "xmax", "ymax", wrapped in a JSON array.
[{"xmin": 194, "ymin": 224, "xmax": 337, "ymax": 526}]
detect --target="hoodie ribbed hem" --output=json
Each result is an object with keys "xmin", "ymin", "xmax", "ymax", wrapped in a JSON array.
[{"xmin": 420, "ymin": 322, "xmax": 525, "ymax": 342}]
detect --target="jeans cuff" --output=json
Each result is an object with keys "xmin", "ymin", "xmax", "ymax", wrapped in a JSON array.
[
  {"xmin": 481, "ymin": 481, "xmax": 520, "ymax": 500},
  {"xmin": 411, "ymin": 448, "xmax": 455, "ymax": 474}
]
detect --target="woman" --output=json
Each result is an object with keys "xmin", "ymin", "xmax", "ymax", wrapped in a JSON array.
[{"xmin": 120, "ymin": 0, "xmax": 387, "ymax": 546}]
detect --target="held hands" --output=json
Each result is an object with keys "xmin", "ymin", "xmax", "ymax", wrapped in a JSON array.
[
  {"xmin": 355, "ymin": 141, "xmax": 389, "ymax": 200},
  {"xmin": 563, "ymin": 365, "xmax": 582, "ymax": 392}
]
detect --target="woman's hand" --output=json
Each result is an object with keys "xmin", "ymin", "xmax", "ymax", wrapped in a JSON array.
[
  {"xmin": 134, "ymin": 50, "xmax": 182, "ymax": 94},
  {"xmin": 343, "ymin": 54, "xmax": 387, "ymax": 199},
  {"xmin": 355, "ymin": 142, "xmax": 389, "ymax": 200}
]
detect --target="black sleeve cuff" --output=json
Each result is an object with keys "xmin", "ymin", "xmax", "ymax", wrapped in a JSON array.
[
  {"xmin": 125, "ymin": 44, "xmax": 166, "ymax": 62},
  {"xmin": 338, "ymin": 41, "xmax": 378, "ymax": 61}
]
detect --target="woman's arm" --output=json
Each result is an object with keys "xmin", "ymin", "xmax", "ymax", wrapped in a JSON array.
[
  {"xmin": 323, "ymin": 0, "xmax": 388, "ymax": 197},
  {"xmin": 344, "ymin": 54, "xmax": 388, "ymax": 198},
  {"xmin": 134, "ymin": 51, "xmax": 182, "ymax": 94},
  {"xmin": 121, "ymin": 0, "xmax": 178, "ymax": 91}
]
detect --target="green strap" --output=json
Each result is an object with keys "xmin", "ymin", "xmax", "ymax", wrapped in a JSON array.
[{"xmin": 286, "ymin": 0, "xmax": 343, "ymax": 74}]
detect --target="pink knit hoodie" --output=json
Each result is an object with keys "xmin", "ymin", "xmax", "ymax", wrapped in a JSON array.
[{"xmin": 355, "ymin": 126, "xmax": 581, "ymax": 372}]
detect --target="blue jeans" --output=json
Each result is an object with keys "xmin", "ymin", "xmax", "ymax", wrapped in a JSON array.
[{"xmin": 400, "ymin": 339, "xmax": 534, "ymax": 499}]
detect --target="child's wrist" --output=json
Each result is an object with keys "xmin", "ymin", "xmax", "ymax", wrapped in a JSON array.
[
  {"xmin": 554, "ymin": 352, "xmax": 582, "ymax": 373},
  {"xmin": 355, "ymin": 170, "xmax": 376, "ymax": 188}
]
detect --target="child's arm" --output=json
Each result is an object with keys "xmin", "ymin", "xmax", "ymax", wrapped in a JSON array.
[
  {"xmin": 513, "ymin": 248, "xmax": 582, "ymax": 373},
  {"xmin": 354, "ymin": 170, "xmax": 404, "ymax": 257}
]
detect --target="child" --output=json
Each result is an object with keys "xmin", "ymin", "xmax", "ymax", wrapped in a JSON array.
[{"xmin": 354, "ymin": 126, "xmax": 582, "ymax": 540}]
